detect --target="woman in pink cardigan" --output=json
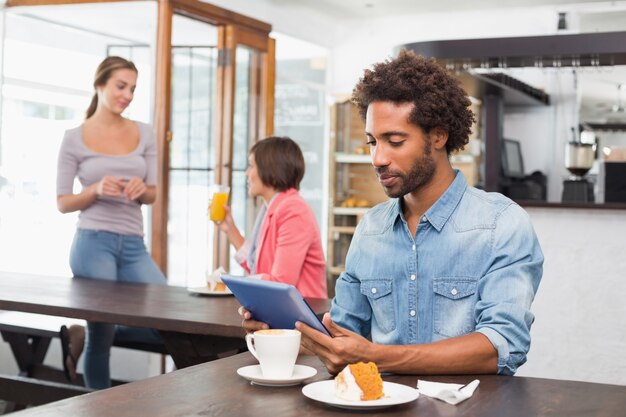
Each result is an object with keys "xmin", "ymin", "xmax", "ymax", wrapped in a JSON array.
[{"xmin": 214, "ymin": 136, "xmax": 327, "ymax": 299}]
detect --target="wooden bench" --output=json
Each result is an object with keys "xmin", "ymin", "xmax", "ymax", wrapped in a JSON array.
[{"xmin": 0, "ymin": 310, "xmax": 167, "ymax": 412}]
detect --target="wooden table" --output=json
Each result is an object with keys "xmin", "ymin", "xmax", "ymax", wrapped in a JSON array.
[
  {"xmin": 0, "ymin": 272, "xmax": 331, "ymax": 408},
  {"xmin": 0, "ymin": 271, "xmax": 330, "ymax": 365},
  {"xmin": 7, "ymin": 352, "xmax": 625, "ymax": 417}
]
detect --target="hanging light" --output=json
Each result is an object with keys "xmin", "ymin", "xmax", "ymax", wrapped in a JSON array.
[{"xmin": 557, "ymin": 12, "xmax": 568, "ymax": 31}]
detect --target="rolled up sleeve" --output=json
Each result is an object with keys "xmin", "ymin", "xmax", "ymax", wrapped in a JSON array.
[{"xmin": 475, "ymin": 203, "xmax": 543, "ymax": 375}]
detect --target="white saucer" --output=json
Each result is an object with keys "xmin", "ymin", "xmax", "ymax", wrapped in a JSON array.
[
  {"xmin": 187, "ymin": 286, "xmax": 233, "ymax": 296},
  {"xmin": 237, "ymin": 364, "xmax": 317, "ymax": 387},
  {"xmin": 302, "ymin": 380, "xmax": 419, "ymax": 410}
]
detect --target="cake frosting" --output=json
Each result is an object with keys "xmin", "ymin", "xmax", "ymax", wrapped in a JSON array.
[{"xmin": 334, "ymin": 362, "xmax": 384, "ymax": 401}]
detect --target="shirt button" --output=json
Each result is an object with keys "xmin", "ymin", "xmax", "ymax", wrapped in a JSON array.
[
  {"xmin": 410, "ymin": 274, "xmax": 416, "ymax": 281},
  {"xmin": 451, "ymin": 288, "xmax": 458, "ymax": 296},
  {"xmin": 422, "ymin": 216, "xmax": 427, "ymax": 222},
  {"xmin": 412, "ymin": 244, "xmax": 416, "ymax": 251},
  {"xmin": 371, "ymin": 288, "xmax": 377, "ymax": 294},
  {"xmin": 410, "ymin": 310, "xmax": 416, "ymax": 317}
]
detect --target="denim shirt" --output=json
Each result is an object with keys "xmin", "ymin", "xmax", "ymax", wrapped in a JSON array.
[{"xmin": 330, "ymin": 171, "xmax": 543, "ymax": 375}]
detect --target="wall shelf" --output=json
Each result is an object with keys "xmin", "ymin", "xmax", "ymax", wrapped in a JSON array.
[
  {"xmin": 332, "ymin": 207, "xmax": 370, "ymax": 216},
  {"xmin": 402, "ymin": 31, "xmax": 626, "ymax": 68},
  {"xmin": 328, "ymin": 266, "xmax": 345, "ymax": 276},
  {"xmin": 335, "ymin": 153, "xmax": 371, "ymax": 163},
  {"xmin": 330, "ymin": 226, "xmax": 357, "ymax": 234},
  {"xmin": 327, "ymin": 101, "xmax": 389, "ymax": 296},
  {"xmin": 468, "ymin": 72, "xmax": 550, "ymax": 106}
]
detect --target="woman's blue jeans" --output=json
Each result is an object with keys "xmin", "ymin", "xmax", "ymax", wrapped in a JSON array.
[{"xmin": 69, "ymin": 229, "xmax": 166, "ymax": 389}]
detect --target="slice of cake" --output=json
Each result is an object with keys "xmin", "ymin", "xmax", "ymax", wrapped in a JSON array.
[{"xmin": 334, "ymin": 362, "xmax": 384, "ymax": 401}]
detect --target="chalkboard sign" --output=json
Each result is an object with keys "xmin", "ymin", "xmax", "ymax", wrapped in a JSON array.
[{"xmin": 275, "ymin": 84, "xmax": 323, "ymax": 126}]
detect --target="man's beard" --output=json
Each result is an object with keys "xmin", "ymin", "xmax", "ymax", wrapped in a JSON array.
[{"xmin": 376, "ymin": 139, "xmax": 436, "ymax": 199}]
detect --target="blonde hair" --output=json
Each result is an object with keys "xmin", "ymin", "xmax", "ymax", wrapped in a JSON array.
[{"xmin": 85, "ymin": 56, "xmax": 138, "ymax": 119}]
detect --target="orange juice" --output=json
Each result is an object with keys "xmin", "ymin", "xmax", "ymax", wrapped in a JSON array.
[{"xmin": 209, "ymin": 191, "xmax": 229, "ymax": 221}]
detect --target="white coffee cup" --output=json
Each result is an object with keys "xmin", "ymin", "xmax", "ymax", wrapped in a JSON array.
[{"xmin": 245, "ymin": 329, "xmax": 301, "ymax": 378}]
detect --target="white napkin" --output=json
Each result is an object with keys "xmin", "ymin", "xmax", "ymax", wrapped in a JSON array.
[
  {"xmin": 416, "ymin": 379, "xmax": 480, "ymax": 405},
  {"xmin": 206, "ymin": 266, "xmax": 226, "ymax": 290}
]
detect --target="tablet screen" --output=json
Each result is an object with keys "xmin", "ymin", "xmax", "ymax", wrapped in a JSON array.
[{"xmin": 221, "ymin": 274, "xmax": 330, "ymax": 336}]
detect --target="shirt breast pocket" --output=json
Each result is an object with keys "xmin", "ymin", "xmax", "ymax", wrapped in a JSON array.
[
  {"xmin": 433, "ymin": 278, "xmax": 478, "ymax": 338},
  {"xmin": 360, "ymin": 279, "xmax": 396, "ymax": 333}
]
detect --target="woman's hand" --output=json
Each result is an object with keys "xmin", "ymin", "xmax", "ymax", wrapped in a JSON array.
[
  {"xmin": 212, "ymin": 205, "xmax": 245, "ymax": 252},
  {"xmin": 122, "ymin": 177, "xmax": 147, "ymax": 201},
  {"xmin": 215, "ymin": 206, "xmax": 236, "ymax": 232},
  {"xmin": 95, "ymin": 176, "xmax": 126, "ymax": 197}
]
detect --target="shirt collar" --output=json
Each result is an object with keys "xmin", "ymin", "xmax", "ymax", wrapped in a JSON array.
[
  {"xmin": 391, "ymin": 170, "xmax": 467, "ymax": 232},
  {"xmin": 266, "ymin": 192, "xmax": 280, "ymax": 209},
  {"xmin": 265, "ymin": 188, "xmax": 297, "ymax": 217}
]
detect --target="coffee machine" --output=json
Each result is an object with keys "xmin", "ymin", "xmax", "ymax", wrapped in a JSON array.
[{"xmin": 562, "ymin": 138, "xmax": 595, "ymax": 203}]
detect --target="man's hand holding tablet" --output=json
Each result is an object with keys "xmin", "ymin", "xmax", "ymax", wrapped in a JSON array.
[{"xmin": 221, "ymin": 275, "xmax": 331, "ymax": 336}]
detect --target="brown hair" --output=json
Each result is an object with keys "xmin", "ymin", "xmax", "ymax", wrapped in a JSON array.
[
  {"xmin": 351, "ymin": 49, "xmax": 475, "ymax": 155},
  {"xmin": 85, "ymin": 56, "xmax": 138, "ymax": 119},
  {"xmin": 250, "ymin": 136, "xmax": 305, "ymax": 191}
]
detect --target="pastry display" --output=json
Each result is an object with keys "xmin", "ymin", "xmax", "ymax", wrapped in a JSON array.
[{"xmin": 340, "ymin": 197, "xmax": 370, "ymax": 208}]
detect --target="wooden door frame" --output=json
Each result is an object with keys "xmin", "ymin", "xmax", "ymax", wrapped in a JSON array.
[
  {"xmin": 213, "ymin": 25, "xmax": 275, "ymax": 269},
  {"xmin": 5, "ymin": 0, "xmax": 274, "ymax": 275},
  {"xmin": 157, "ymin": 2, "xmax": 273, "ymax": 274},
  {"xmin": 151, "ymin": 0, "xmax": 173, "ymax": 272}
]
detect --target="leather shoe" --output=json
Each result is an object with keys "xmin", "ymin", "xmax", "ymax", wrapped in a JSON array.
[{"xmin": 60, "ymin": 324, "xmax": 85, "ymax": 382}]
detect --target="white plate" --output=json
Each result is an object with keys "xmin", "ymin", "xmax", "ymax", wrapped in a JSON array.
[
  {"xmin": 237, "ymin": 364, "xmax": 317, "ymax": 387},
  {"xmin": 187, "ymin": 286, "xmax": 233, "ymax": 296},
  {"xmin": 302, "ymin": 380, "xmax": 419, "ymax": 410}
]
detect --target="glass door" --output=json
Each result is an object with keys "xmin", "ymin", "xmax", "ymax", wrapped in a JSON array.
[
  {"xmin": 214, "ymin": 26, "xmax": 275, "ymax": 269},
  {"xmin": 163, "ymin": 22, "xmax": 275, "ymax": 281},
  {"xmin": 166, "ymin": 15, "xmax": 218, "ymax": 287},
  {"xmin": 167, "ymin": 20, "xmax": 274, "ymax": 286},
  {"xmin": 168, "ymin": 45, "xmax": 220, "ymax": 287}
]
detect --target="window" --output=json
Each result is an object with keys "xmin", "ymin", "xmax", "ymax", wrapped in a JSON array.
[{"xmin": 0, "ymin": 4, "xmax": 156, "ymax": 276}]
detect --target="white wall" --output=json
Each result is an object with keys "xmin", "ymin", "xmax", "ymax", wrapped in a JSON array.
[
  {"xmin": 520, "ymin": 207, "xmax": 626, "ymax": 385},
  {"xmin": 327, "ymin": 7, "xmax": 565, "ymax": 94},
  {"xmin": 208, "ymin": 1, "xmax": 626, "ymax": 93}
]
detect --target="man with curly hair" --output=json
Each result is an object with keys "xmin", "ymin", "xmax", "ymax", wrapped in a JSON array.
[{"xmin": 243, "ymin": 50, "xmax": 543, "ymax": 376}]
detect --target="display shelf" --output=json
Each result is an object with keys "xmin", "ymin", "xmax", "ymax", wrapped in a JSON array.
[
  {"xmin": 327, "ymin": 101, "xmax": 388, "ymax": 297},
  {"xmin": 330, "ymin": 225, "xmax": 357, "ymax": 234},
  {"xmin": 332, "ymin": 207, "xmax": 370, "ymax": 216},
  {"xmin": 328, "ymin": 266, "xmax": 345, "ymax": 276},
  {"xmin": 335, "ymin": 153, "xmax": 371, "ymax": 163},
  {"xmin": 450, "ymin": 154, "xmax": 476, "ymax": 163}
]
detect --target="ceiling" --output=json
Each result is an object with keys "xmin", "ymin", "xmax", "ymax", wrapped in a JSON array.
[
  {"xmin": 7, "ymin": 0, "xmax": 626, "ymax": 124},
  {"xmin": 265, "ymin": 0, "xmax": 626, "ymax": 124},
  {"xmin": 265, "ymin": 0, "xmax": 616, "ymax": 18}
]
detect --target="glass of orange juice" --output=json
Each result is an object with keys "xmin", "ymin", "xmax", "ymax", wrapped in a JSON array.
[{"xmin": 208, "ymin": 185, "xmax": 230, "ymax": 222}]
